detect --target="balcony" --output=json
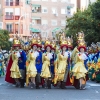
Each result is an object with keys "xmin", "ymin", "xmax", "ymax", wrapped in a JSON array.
[
  {"xmin": 5, "ymin": 2, "xmax": 22, "ymax": 6},
  {"xmin": 7, "ymin": 29, "xmax": 14, "ymax": 34},
  {"xmin": 15, "ymin": 16, "xmax": 20, "ymax": 20},
  {"xmin": 6, "ymin": 2, "xmax": 13, "ymax": 6},
  {"xmin": 5, "ymin": 15, "xmax": 20, "ymax": 20},
  {"xmin": 7, "ymin": 29, "xmax": 23, "ymax": 34},
  {"xmin": 32, "ymin": 5, "xmax": 41, "ymax": 13},
  {"xmin": 5, "ymin": 15, "xmax": 14, "ymax": 20}
]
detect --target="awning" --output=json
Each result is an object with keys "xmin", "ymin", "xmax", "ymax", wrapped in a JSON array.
[
  {"xmin": 32, "ymin": 17, "xmax": 41, "ymax": 20},
  {"xmin": 32, "ymin": 4, "xmax": 41, "ymax": 7},
  {"xmin": 30, "ymin": 28, "xmax": 40, "ymax": 33},
  {"xmin": 52, "ymin": 27, "xmax": 61, "ymax": 33}
]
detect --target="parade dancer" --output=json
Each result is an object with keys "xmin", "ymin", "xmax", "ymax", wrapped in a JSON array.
[
  {"xmin": 0, "ymin": 47, "xmax": 4, "ymax": 77},
  {"xmin": 72, "ymin": 32, "xmax": 88, "ymax": 90},
  {"xmin": 87, "ymin": 46, "xmax": 96, "ymax": 81},
  {"xmin": 9, "ymin": 39, "xmax": 23, "ymax": 87},
  {"xmin": 5, "ymin": 46, "xmax": 15, "ymax": 84},
  {"xmin": 54, "ymin": 37, "xmax": 68, "ymax": 89},
  {"xmin": 94, "ymin": 42, "xmax": 100, "ymax": 82},
  {"xmin": 51, "ymin": 40, "xmax": 57, "ymax": 85},
  {"xmin": 65, "ymin": 37, "xmax": 73, "ymax": 86},
  {"xmin": 26, "ymin": 38, "xmax": 38, "ymax": 88},
  {"xmin": 18, "ymin": 45, "xmax": 26, "ymax": 88},
  {"xmin": 40, "ymin": 39, "xmax": 53, "ymax": 89},
  {"xmin": 35, "ymin": 37, "xmax": 42, "ymax": 89}
]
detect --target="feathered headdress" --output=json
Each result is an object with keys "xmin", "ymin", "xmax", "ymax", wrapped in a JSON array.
[
  {"xmin": 67, "ymin": 36, "xmax": 73, "ymax": 49},
  {"xmin": 45, "ymin": 39, "xmax": 52, "ymax": 49},
  {"xmin": 77, "ymin": 31, "xmax": 86, "ymax": 51},
  {"xmin": 51, "ymin": 40, "xmax": 56, "ymax": 50},
  {"xmin": 60, "ymin": 37, "xmax": 68, "ymax": 49},
  {"xmin": 13, "ymin": 38, "xmax": 21, "ymax": 47}
]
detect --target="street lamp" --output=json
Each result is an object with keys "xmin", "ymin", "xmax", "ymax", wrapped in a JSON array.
[
  {"xmin": 18, "ymin": 0, "xmax": 32, "ymax": 36},
  {"xmin": 18, "ymin": 13, "xmax": 28, "ymax": 36}
]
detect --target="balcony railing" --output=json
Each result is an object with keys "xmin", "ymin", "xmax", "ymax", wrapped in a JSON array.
[
  {"xmin": 5, "ymin": 15, "xmax": 14, "ymax": 20},
  {"xmin": 6, "ymin": 2, "xmax": 13, "ymax": 6},
  {"xmin": 5, "ymin": 15, "xmax": 20, "ymax": 20},
  {"xmin": 15, "ymin": 16, "xmax": 20, "ymax": 20},
  {"xmin": 7, "ymin": 29, "xmax": 23, "ymax": 34},
  {"xmin": 7, "ymin": 29, "xmax": 14, "ymax": 34},
  {"xmin": 5, "ymin": 2, "xmax": 22, "ymax": 6}
]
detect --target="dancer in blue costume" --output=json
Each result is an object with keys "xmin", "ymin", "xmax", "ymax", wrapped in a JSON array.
[
  {"xmin": 95, "ymin": 42, "xmax": 100, "ymax": 82},
  {"xmin": 18, "ymin": 46, "xmax": 26, "ymax": 88},
  {"xmin": 7, "ymin": 38, "xmax": 26, "ymax": 87},
  {"xmin": 51, "ymin": 41, "xmax": 56, "ymax": 77},
  {"xmin": 87, "ymin": 46, "xmax": 96, "ymax": 81},
  {"xmin": 35, "ymin": 37, "xmax": 43, "ymax": 89}
]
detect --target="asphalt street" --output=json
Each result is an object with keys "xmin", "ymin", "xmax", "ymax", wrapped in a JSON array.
[{"xmin": 0, "ymin": 76, "xmax": 100, "ymax": 100}]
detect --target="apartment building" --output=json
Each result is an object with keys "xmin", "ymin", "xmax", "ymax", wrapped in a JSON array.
[
  {"xmin": 26, "ymin": 0, "xmax": 74, "ymax": 38},
  {"xmin": 71, "ymin": 0, "xmax": 97, "ymax": 14},
  {"xmin": 2, "ymin": 0, "xmax": 24, "ymax": 38},
  {"xmin": 2, "ymin": 0, "xmax": 74, "ymax": 38},
  {"xmin": 0, "ymin": 0, "xmax": 3, "ymax": 29}
]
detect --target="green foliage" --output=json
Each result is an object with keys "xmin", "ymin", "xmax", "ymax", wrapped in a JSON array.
[
  {"xmin": 0, "ymin": 29, "xmax": 11, "ymax": 50},
  {"xmin": 65, "ymin": 1, "xmax": 100, "ymax": 46}
]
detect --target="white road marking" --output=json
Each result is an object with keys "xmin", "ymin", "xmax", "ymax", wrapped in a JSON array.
[
  {"xmin": 86, "ymin": 82, "xmax": 100, "ymax": 86},
  {"xmin": 0, "ymin": 83, "xmax": 3, "ymax": 85},
  {"xmin": 95, "ymin": 90, "xmax": 99, "ymax": 93}
]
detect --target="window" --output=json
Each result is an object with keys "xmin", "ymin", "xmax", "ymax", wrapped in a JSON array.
[
  {"xmin": 6, "ymin": 24, "xmax": 13, "ymax": 32},
  {"xmin": 5, "ymin": 12, "xmax": 13, "ymax": 19},
  {"xmin": 61, "ymin": 20, "xmax": 66, "ymax": 26},
  {"xmin": 15, "ymin": 8, "xmax": 20, "ymax": 15},
  {"xmin": 0, "ymin": 22, "xmax": 3, "ymax": 29},
  {"xmin": 42, "ymin": 7, "xmax": 48, "ymax": 13},
  {"xmin": 42, "ymin": 0, "xmax": 48, "ymax": 1},
  {"xmin": 32, "ymin": 5, "xmax": 41, "ymax": 13},
  {"xmin": 42, "ymin": 20, "xmax": 48, "ymax": 25},
  {"xmin": 51, "ymin": 20, "xmax": 57, "ymax": 26},
  {"xmin": 32, "ymin": 0, "xmax": 40, "ymax": 1},
  {"xmin": 61, "ymin": 0, "xmax": 70, "ymax": 2},
  {"xmin": 52, "ymin": 0, "xmax": 57, "ymax": 2},
  {"xmin": 26, "ymin": 0, "xmax": 31, "ymax": 4},
  {"xmin": 52, "ymin": 8, "xmax": 57, "ymax": 14},
  {"xmin": 0, "ymin": 4, "xmax": 1, "ymax": 9},
  {"xmin": 32, "ymin": 20, "xmax": 35, "ymax": 25},
  {"xmin": 6, "ymin": 0, "xmax": 13, "ymax": 6},
  {"xmin": 61, "ymin": 8, "xmax": 66, "ymax": 14},
  {"xmin": 42, "ymin": 31, "xmax": 48, "ymax": 37}
]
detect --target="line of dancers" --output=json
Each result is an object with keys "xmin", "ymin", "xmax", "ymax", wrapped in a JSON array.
[{"xmin": 5, "ymin": 31, "xmax": 100, "ymax": 90}]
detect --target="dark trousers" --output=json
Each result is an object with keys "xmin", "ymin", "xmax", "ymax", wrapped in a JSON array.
[{"xmin": 35, "ymin": 73, "xmax": 41, "ymax": 88}]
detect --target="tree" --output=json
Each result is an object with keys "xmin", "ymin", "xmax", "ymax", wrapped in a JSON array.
[
  {"xmin": 65, "ymin": 1, "xmax": 100, "ymax": 46},
  {"xmin": 90, "ymin": 0, "xmax": 100, "ymax": 43},
  {"xmin": 0, "ymin": 30, "xmax": 11, "ymax": 50}
]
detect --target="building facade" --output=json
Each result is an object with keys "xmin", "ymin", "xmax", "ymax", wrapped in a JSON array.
[
  {"xmin": 0, "ymin": 0, "xmax": 3, "ymax": 29},
  {"xmin": 26, "ymin": 0, "xmax": 74, "ymax": 38},
  {"xmin": 2, "ymin": 0, "xmax": 97, "ymax": 38},
  {"xmin": 2, "ymin": 0, "xmax": 24, "ymax": 38},
  {"xmin": 70, "ymin": 0, "xmax": 97, "ymax": 14}
]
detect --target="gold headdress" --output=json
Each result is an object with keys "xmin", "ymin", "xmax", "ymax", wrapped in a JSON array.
[
  {"xmin": 31, "ymin": 38, "xmax": 38, "ymax": 47},
  {"xmin": 87, "ymin": 46, "xmax": 93, "ymax": 54},
  {"xmin": 45, "ymin": 39, "xmax": 52, "ymax": 49},
  {"xmin": 13, "ymin": 38, "xmax": 21, "ymax": 47},
  {"xmin": 91, "ymin": 43, "xmax": 98, "ymax": 53},
  {"xmin": 51, "ymin": 40, "xmax": 56, "ymax": 50},
  {"xmin": 67, "ymin": 36, "xmax": 73, "ymax": 49},
  {"xmin": 60, "ymin": 37, "xmax": 68, "ymax": 49},
  {"xmin": 37, "ymin": 36, "xmax": 42, "ymax": 48},
  {"xmin": 77, "ymin": 32, "xmax": 86, "ymax": 51},
  {"xmin": 97, "ymin": 42, "xmax": 100, "ymax": 51}
]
